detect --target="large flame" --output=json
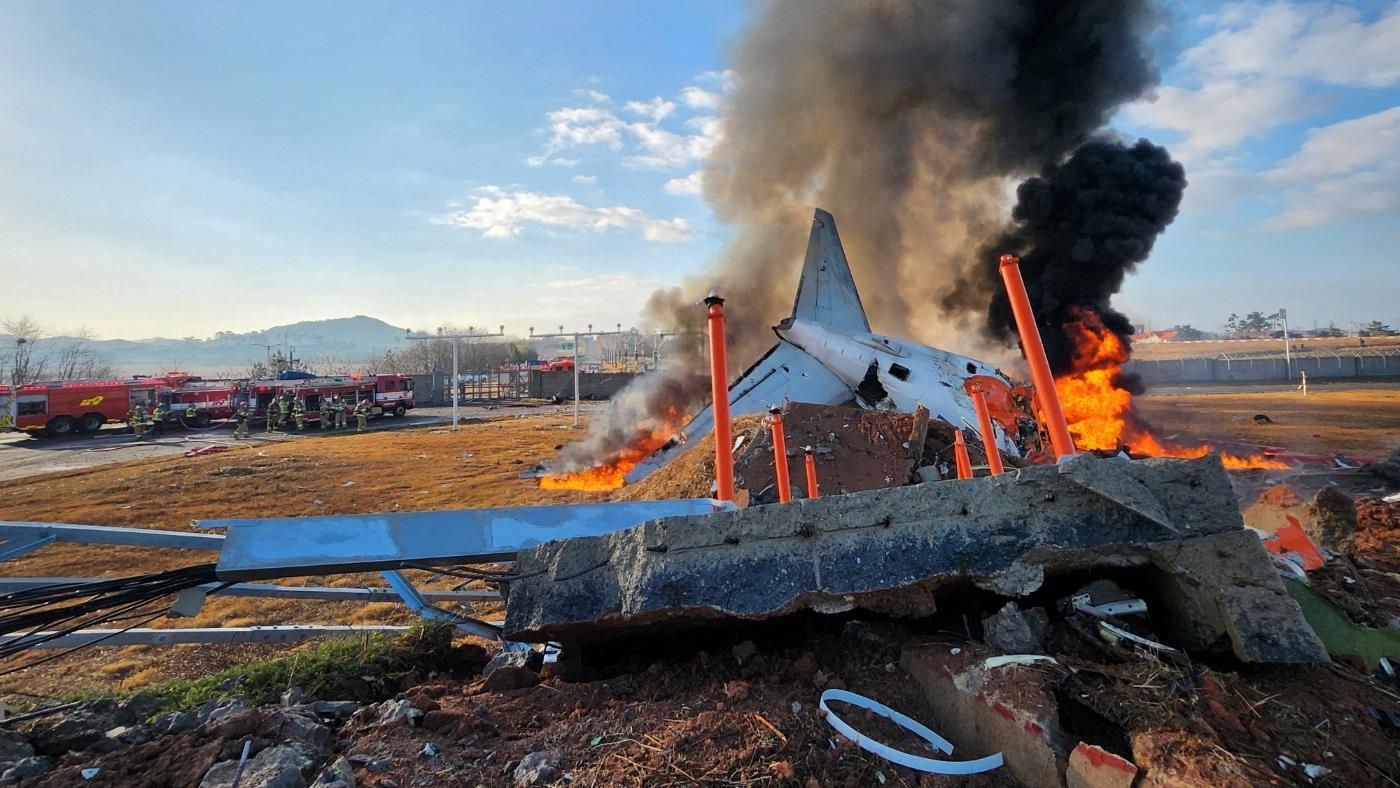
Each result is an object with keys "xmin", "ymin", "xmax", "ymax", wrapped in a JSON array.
[
  {"xmin": 1055, "ymin": 309, "xmax": 1289, "ymax": 470},
  {"xmin": 539, "ymin": 407, "xmax": 687, "ymax": 492}
]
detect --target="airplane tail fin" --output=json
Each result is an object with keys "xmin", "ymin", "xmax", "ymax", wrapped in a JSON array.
[{"xmin": 788, "ymin": 208, "xmax": 871, "ymax": 333}]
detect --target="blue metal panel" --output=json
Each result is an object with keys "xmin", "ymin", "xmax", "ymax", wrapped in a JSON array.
[{"xmin": 204, "ymin": 499, "xmax": 728, "ymax": 580}]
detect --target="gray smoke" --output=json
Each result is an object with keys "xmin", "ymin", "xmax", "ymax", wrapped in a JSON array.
[{"xmin": 558, "ymin": 0, "xmax": 1165, "ymax": 470}]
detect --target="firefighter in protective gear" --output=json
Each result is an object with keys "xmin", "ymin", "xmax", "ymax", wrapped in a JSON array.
[
  {"xmin": 184, "ymin": 403, "xmax": 197, "ymax": 426},
  {"xmin": 233, "ymin": 402, "xmax": 250, "ymax": 439},
  {"xmin": 128, "ymin": 406, "xmax": 146, "ymax": 439},
  {"xmin": 335, "ymin": 397, "xmax": 348, "ymax": 431},
  {"xmin": 276, "ymin": 393, "xmax": 292, "ymax": 430},
  {"xmin": 321, "ymin": 396, "xmax": 337, "ymax": 430},
  {"xmin": 151, "ymin": 403, "xmax": 169, "ymax": 436},
  {"xmin": 354, "ymin": 398, "xmax": 369, "ymax": 432},
  {"xmin": 292, "ymin": 398, "xmax": 306, "ymax": 431}
]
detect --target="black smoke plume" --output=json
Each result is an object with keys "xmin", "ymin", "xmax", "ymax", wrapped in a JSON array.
[
  {"xmin": 946, "ymin": 139, "xmax": 1187, "ymax": 374},
  {"xmin": 557, "ymin": 0, "xmax": 1172, "ymax": 471}
]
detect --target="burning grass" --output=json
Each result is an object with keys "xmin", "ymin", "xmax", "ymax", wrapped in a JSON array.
[{"xmin": 1055, "ymin": 309, "xmax": 1290, "ymax": 470}]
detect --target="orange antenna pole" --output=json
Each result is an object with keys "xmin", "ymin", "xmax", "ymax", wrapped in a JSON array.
[
  {"xmin": 705, "ymin": 293, "xmax": 735, "ymax": 502},
  {"xmin": 768, "ymin": 406, "xmax": 791, "ymax": 503},
  {"xmin": 998, "ymin": 254, "xmax": 1076, "ymax": 460},
  {"xmin": 969, "ymin": 389, "xmax": 1005, "ymax": 476},
  {"xmin": 803, "ymin": 446, "xmax": 820, "ymax": 499},
  {"xmin": 953, "ymin": 428, "xmax": 974, "ymax": 480}
]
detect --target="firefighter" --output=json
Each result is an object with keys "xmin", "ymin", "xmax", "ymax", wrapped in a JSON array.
[
  {"xmin": 184, "ymin": 403, "xmax": 197, "ymax": 426},
  {"xmin": 292, "ymin": 397, "xmax": 306, "ymax": 431},
  {"xmin": 128, "ymin": 405, "xmax": 146, "ymax": 439},
  {"xmin": 277, "ymin": 392, "xmax": 292, "ymax": 431},
  {"xmin": 151, "ymin": 402, "xmax": 168, "ymax": 436},
  {"xmin": 354, "ymin": 397, "xmax": 369, "ymax": 432},
  {"xmin": 321, "ymin": 396, "xmax": 337, "ymax": 430},
  {"xmin": 232, "ymin": 402, "xmax": 250, "ymax": 439},
  {"xmin": 335, "ymin": 396, "xmax": 348, "ymax": 431}
]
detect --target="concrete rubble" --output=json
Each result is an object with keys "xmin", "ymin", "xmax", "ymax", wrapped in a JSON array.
[{"xmin": 505, "ymin": 454, "xmax": 1328, "ymax": 664}]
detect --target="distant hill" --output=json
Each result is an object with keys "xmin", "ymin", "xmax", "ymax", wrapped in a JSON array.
[{"xmin": 1, "ymin": 316, "xmax": 412, "ymax": 377}]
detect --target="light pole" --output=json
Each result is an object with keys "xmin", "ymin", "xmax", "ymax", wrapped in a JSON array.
[
  {"xmin": 7, "ymin": 337, "xmax": 25, "ymax": 430},
  {"xmin": 530, "ymin": 324, "xmax": 633, "ymax": 427},
  {"xmin": 1279, "ymin": 308, "xmax": 1291, "ymax": 380},
  {"xmin": 406, "ymin": 325, "xmax": 505, "ymax": 431}
]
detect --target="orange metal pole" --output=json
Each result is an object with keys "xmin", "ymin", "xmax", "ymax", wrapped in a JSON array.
[
  {"xmin": 768, "ymin": 406, "xmax": 792, "ymax": 503},
  {"xmin": 998, "ymin": 254, "xmax": 1076, "ymax": 460},
  {"xmin": 705, "ymin": 294, "xmax": 735, "ymax": 502},
  {"xmin": 803, "ymin": 446, "xmax": 820, "ymax": 499},
  {"xmin": 969, "ymin": 389, "xmax": 1005, "ymax": 476},
  {"xmin": 953, "ymin": 429, "xmax": 973, "ymax": 480}
]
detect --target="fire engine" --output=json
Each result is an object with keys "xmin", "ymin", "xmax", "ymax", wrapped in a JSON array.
[
  {"xmin": 1, "ymin": 373, "xmax": 412, "ymax": 436},
  {"xmin": 248, "ymin": 374, "xmax": 414, "ymax": 424},
  {"xmin": 0, "ymin": 373, "xmax": 235, "ymax": 436}
]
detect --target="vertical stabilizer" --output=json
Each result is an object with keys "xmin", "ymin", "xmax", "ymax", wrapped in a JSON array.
[{"xmin": 789, "ymin": 208, "xmax": 871, "ymax": 332}]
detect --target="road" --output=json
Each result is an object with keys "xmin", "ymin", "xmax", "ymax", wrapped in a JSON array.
[
  {"xmin": 1143, "ymin": 380, "xmax": 1400, "ymax": 395},
  {"xmin": 0, "ymin": 401, "xmax": 608, "ymax": 484}
]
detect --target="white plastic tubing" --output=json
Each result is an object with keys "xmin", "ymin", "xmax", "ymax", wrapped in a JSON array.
[{"xmin": 818, "ymin": 688, "xmax": 1004, "ymax": 775}]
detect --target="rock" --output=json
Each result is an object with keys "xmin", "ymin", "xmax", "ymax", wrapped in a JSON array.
[
  {"xmin": 200, "ymin": 745, "xmax": 312, "ymax": 788},
  {"xmin": 1369, "ymin": 447, "xmax": 1400, "ymax": 484},
  {"xmin": 106, "ymin": 725, "xmax": 155, "ymax": 746},
  {"xmin": 483, "ymin": 648, "xmax": 542, "ymax": 680},
  {"xmin": 0, "ymin": 731, "xmax": 33, "ymax": 763},
  {"xmin": 1, "ymin": 755, "xmax": 53, "ymax": 783},
  {"xmin": 216, "ymin": 676, "xmax": 242, "ymax": 693},
  {"xmin": 82, "ymin": 737, "xmax": 123, "ymax": 756},
  {"xmin": 207, "ymin": 709, "xmax": 261, "ymax": 740},
  {"xmin": 421, "ymin": 710, "xmax": 464, "ymax": 732},
  {"xmin": 28, "ymin": 717, "xmax": 104, "ymax": 756},
  {"xmin": 116, "ymin": 694, "xmax": 170, "ymax": 725},
  {"xmin": 367, "ymin": 758, "xmax": 390, "ymax": 773},
  {"xmin": 309, "ymin": 756, "xmax": 355, "ymax": 788},
  {"xmin": 1306, "ymin": 488, "xmax": 1357, "ymax": 552},
  {"xmin": 981, "ymin": 602, "xmax": 1049, "ymax": 654},
  {"xmin": 151, "ymin": 710, "xmax": 199, "ymax": 736},
  {"xmin": 731, "ymin": 640, "xmax": 758, "ymax": 665},
  {"xmin": 483, "ymin": 665, "xmax": 540, "ymax": 692},
  {"xmin": 356, "ymin": 699, "xmax": 415, "ymax": 729},
  {"xmin": 273, "ymin": 712, "xmax": 332, "ymax": 753},
  {"xmin": 281, "ymin": 687, "xmax": 305, "ymax": 708},
  {"xmin": 513, "ymin": 750, "xmax": 562, "ymax": 786},
  {"xmin": 196, "ymin": 697, "xmax": 245, "ymax": 724},
  {"xmin": 292, "ymin": 701, "xmax": 360, "ymax": 721}
]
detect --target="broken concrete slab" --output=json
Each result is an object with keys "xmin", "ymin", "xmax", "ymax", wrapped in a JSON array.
[{"xmin": 504, "ymin": 455, "xmax": 1328, "ymax": 664}]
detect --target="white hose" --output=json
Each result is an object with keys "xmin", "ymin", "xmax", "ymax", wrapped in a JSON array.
[{"xmin": 818, "ymin": 688, "xmax": 1004, "ymax": 775}]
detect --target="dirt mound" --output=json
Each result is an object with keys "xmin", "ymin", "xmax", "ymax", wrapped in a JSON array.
[{"xmin": 616, "ymin": 403, "xmax": 960, "ymax": 503}]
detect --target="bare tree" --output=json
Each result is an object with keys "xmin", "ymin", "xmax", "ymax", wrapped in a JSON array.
[
  {"xmin": 50, "ymin": 328, "xmax": 114, "ymax": 381},
  {"xmin": 3, "ymin": 316, "xmax": 50, "ymax": 385}
]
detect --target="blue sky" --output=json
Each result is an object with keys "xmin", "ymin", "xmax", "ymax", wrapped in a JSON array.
[{"xmin": 2, "ymin": 1, "xmax": 1397, "ymax": 340}]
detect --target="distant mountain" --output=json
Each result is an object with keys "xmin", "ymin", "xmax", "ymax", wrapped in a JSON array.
[{"xmin": 1, "ymin": 316, "xmax": 412, "ymax": 377}]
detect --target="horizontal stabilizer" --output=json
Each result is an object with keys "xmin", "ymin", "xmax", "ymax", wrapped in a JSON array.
[{"xmin": 624, "ymin": 340, "xmax": 852, "ymax": 483}]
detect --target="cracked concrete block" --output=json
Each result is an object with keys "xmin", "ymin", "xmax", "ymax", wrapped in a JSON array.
[{"xmin": 504, "ymin": 456, "xmax": 1326, "ymax": 664}]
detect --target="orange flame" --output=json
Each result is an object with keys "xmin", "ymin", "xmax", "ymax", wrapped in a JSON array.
[
  {"xmin": 539, "ymin": 406, "xmax": 687, "ymax": 492},
  {"xmin": 1054, "ymin": 309, "xmax": 1289, "ymax": 471}
]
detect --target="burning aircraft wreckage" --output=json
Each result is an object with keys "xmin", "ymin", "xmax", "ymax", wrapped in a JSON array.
[
  {"xmin": 0, "ymin": 208, "xmax": 1355, "ymax": 781},
  {"xmin": 0, "ymin": 212, "xmax": 1327, "ymax": 657}
]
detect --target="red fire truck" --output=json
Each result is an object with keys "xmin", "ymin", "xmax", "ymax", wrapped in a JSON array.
[
  {"xmin": 0, "ymin": 373, "xmax": 237, "ymax": 436},
  {"xmin": 2, "ymin": 373, "xmax": 413, "ymax": 436},
  {"xmin": 248, "ymin": 374, "xmax": 414, "ymax": 424}
]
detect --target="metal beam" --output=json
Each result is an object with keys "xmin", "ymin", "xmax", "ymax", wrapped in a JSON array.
[
  {"xmin": 204, "ymin": 499, "xmax": 729, "ymax": 581},
  {"xmin": 0, "ymin": 522, "xmax": 224, "ymax": 552},
  {"xmin": 0, "ymin": 577, "xmax": 501, "ymax": 602},
  {"xmin": 381, "ymin": 570, "xmax": 501, "ymax": 640},
  {"xmin": 0, "ymin": 625, "xmax": 408, "ymax": 649},
  {"xmin": 0, "ymin": 533, "xmax": 55, "ymax": 562}
]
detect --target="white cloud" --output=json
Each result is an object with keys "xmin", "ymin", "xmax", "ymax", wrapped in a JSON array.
[
  {"xmin": 695, "ymin": 69, "xmax": 738, "ymax": 93},
  {"xmin": 624, "ymin": 97, "xmax": 677, "ymax": 123},
  {"xmin": 1125, "ymin": 79, "xmax": 1316, "ymax": 162},
  {"xmin": 680, "ymin": 86, "xmax": 722, "ymax": 111},
  {"xmin": 525, "ymin": 154, "xmax": 580, "ymax": 167},
  {"xmin": 664, "ymin": 171, "xmax": 704, "ymax": 196},
  {"xmin": 441, "ymin": 186, "xmax": 694, "ymax": 243},
  {"xmin": 571, "ymin": 174, "xmax": 597, "ymax": 185},
  {"xmin": 1186, "ymin": 2, "xmax": 1400, "ymax": 87},
  {"xmin": 1263, "ymin": 105, "xmax": 1400, "ymax": 228},
  {"xmin": 544, "ymin": 107, "xmax": 627, "ymax": 150},
  {"xmin": 573, "ymin": 89, "xmax": 612, "ymax": 104},
  {"xmin": 546, "ymin": 272, "xmax": 664, "ymax": 291}
]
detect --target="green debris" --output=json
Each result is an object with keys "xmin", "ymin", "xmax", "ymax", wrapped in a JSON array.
[{"xmin": 1284, "ymin": 578, "xmax": 1400, "ymax": 670}]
